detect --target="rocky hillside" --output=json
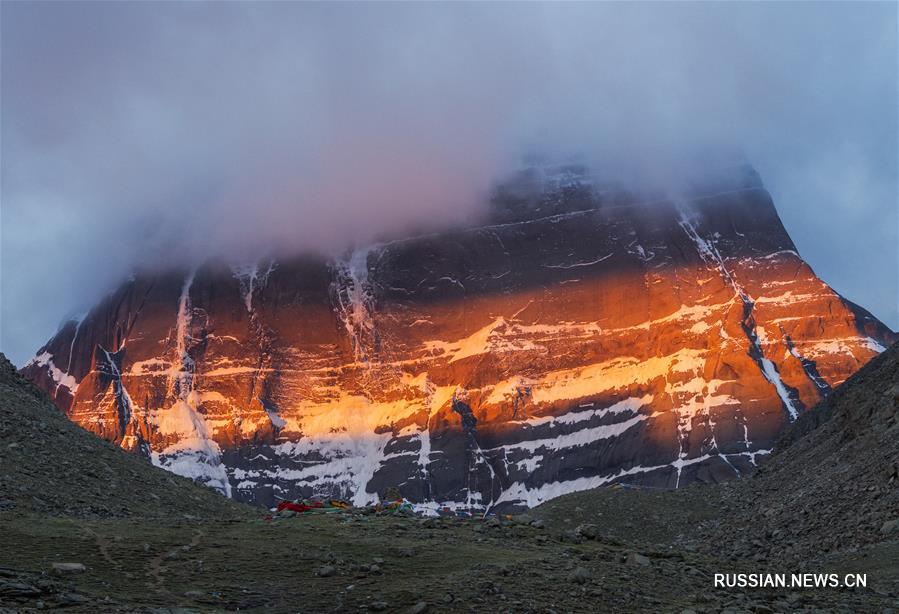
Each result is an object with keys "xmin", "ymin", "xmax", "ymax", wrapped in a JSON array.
[
  {"xmin": 0, "ymin": 352, "xmax": 243, "ymax": 519},
  {"xmin": 701, "ymin": 339, "xmax": 899, "ymax": 564},
  {"xmin": 21, "ymin": 164, "xmax": 896, "ymax": 511}
]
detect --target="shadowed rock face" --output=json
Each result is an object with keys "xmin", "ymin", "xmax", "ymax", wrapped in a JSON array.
[{"xmin": 22, "ymin": 165, "xmax": 896, "ymax": 512}]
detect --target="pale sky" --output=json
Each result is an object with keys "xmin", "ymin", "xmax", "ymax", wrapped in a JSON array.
[{"xmin": 2, "ymin": 2, "xmax": 896, "ymax": 365}]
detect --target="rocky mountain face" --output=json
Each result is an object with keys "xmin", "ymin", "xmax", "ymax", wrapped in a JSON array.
[{"xmin": 22, "ymin": 164, "xmax": 896, "ymax": 511}]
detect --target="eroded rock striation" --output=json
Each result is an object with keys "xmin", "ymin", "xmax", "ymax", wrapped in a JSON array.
[{"xmin": 22, "ymin": 165, "xmax": 896, "ymax": 511}]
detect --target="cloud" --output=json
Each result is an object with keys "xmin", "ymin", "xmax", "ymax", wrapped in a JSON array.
[{"xmin": 1, "ymin": 2, "xmax": 896, "ymax": 364}]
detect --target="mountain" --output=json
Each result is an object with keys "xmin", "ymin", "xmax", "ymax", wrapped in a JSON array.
[
  {"xmin": 0, "ymin": 352, "xmax": 242, "ymax": 519},
  {"xmin": 21, "ymin": 164, "xmax": 896, "ymax": 511}
]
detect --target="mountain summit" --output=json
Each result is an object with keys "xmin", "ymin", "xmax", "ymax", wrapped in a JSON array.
[{"xmin": 22, "ymin": 165, "xmax": 896, "ymax": 511}]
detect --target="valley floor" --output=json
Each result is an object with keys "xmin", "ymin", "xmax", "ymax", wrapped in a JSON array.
[{"xmin": 3, "ymin": 484, "xmax": 898, "ymax": 613}]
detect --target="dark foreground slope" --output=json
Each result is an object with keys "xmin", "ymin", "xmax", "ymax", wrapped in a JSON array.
[
  {"xmin": 704, "ymin": 337, "xmax": 899, "ymax": 563},
  {"xmin": 4, "ymin": 347, "xmax": 899, "ymax": 612},
  {"xmin": 0, "ymin": 353, "xmax": 245, "ymax": 520}
]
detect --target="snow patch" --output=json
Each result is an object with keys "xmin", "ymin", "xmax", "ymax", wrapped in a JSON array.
[
  {"xmin": 26, "ymin": 352, "xmax": 78, "ymax": 394},
  {"xmin": 492, "ymin": 449, "xmax": 771, "ymax": 509},
  {"xmin": 232, "ymin": 260, "xmax": 276, "ymax": 313},
  {"xmin": 333, "ymin": 246, "xmax": 376, "ymax": 362},
  {"xmin": 542, "ymin": 253, "xmax": 613, "ymax": 269},
  {"xmin": 485, "ymin": 349, "xmax": 707, "ymax": 406},
  {"xmin": 863, "ymin": 337, "xmax": 887, "ymax": 353}
]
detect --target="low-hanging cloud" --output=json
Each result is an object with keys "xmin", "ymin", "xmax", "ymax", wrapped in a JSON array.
[{"xmin": 1, "ymin": 2, "xmax": 896, "ymax": 365}]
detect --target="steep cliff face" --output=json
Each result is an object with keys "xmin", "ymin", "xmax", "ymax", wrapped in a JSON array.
[{"xmin": 22, "ymin": 165, "xmax": 895, "ymax": 511}]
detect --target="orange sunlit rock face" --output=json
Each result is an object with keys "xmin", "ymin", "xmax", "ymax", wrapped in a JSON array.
[{"xmin": 22, "ymin": 165, "xmax": 896, "ymax": 511}]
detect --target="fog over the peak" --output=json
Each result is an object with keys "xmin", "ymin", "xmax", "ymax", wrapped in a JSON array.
[{"xmin": 1, "ymin": 2, "xmax": 896, "ymax": 365}]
